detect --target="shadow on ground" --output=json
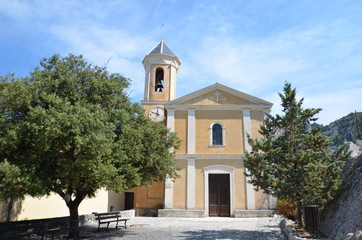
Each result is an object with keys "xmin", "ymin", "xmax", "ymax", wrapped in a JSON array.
[
  {"xmin": 78, "ymin": 226, "xmax": 135, "ymax": 240},
  {"xmin": 179, "ymin": 229, "xmax": 283, "ymax": 240},
  {"xmin": 50, "ymin": 226, "xmax": 134, "ymax": 239}
]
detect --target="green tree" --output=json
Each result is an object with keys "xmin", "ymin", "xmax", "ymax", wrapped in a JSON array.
[
  {"xmin": 244, "ymin": 82, "xmax": 347, "ymax": 224},
  {"xmin": 0, "ymin": 54, "xmax": 179, "ymax": 239}
]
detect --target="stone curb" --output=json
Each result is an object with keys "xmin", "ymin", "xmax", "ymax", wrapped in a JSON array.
[
  {"xmin": 279, "ymin": 219, "xmax": 306, "ymax": 240},
  {"xmin": 278, "ymin": 216, "xmax": 361, "ymax": 240}
]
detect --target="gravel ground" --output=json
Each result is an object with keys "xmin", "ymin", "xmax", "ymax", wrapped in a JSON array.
[{"xmin": 76, "ymin": 216, "xmax": 285, "ymax": 240}]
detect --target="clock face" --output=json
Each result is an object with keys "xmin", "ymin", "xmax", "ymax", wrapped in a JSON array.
[{"xmin": 149, "ymin": 106, "xmax": 165, "ymax": 122}]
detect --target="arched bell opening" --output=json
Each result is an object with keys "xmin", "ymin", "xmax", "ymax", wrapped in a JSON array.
[{"xmin": 155, "ymin": 68, "xmax": 164, "ymax": 92}]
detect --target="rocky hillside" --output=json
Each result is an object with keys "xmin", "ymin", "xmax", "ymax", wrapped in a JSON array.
[{"xmin": 321, "ymin": 112, "xmax": 362, "ymax": 150}]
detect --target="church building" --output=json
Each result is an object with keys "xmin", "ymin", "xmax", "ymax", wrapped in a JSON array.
[
  {"xmin": 0, "ymin": 40, "xmax": 275, "ymax": 222},
  {"xmin": 127, "ymin": 40, "xmax": 275, "ymax": 217}
]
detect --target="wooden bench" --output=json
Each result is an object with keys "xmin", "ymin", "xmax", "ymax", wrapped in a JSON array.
[{"xmin": 93, "ymin": 211, "xmax": 130, "ymax": 231}]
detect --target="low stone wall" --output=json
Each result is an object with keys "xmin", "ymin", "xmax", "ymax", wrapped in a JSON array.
[
  {"xmin": 0, "ymin": 216, "xmax": 69, "ymax": 239},
  {"xmin": 120, "ymin": 209, "xmax": 135, "ymax": 218},
  {"xmin": 135, "ymin": 208, "xmax": 159, "ymax": 217},
  {"xmin": 235, "ymin": 210, "xmax": 275, "ymax": 218},
  {"xmin": 158, "ymin": 209, "xmax": 205, "ymax": 217}
]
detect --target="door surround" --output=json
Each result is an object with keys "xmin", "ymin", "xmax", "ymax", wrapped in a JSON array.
[{"xmin": 204, "ymin": 165, "xmax": 234, "ymax": 217}]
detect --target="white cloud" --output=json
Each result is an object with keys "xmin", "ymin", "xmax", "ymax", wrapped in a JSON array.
[
  {"xmin": 184, "ymin": 29, "xmax": 313, "ymax": 94},
  {"xmin": 176, "ymin": 19, "xmax": 362, "ymax": 125},
  {"xmin": 2, "ymin": 0, "xmax": 361, "ymax": 125},
  {"xmin": 0, "ymin": 0, "xmax": 157, "ymax": 101},
  {"xmin": 49, "ymin": 24, "xmax": 154, "ymax": 100},
  {"xmin": 263, "ymin": 85, "xmax": 362, "ymax": 125},
  {"xmin": 302, "ymin": 87, "xmax": 362, "ymax": 125}
]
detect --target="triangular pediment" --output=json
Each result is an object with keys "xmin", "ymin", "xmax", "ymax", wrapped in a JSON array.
[
  {"xmin": 166, "ymin": 83, "xmax": 272, "ymax": 107},
  {"xmin": 180, "ymin": 90, "xmax": 255, "ymax": 105}
]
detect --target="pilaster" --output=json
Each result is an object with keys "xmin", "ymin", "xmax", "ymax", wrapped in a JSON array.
[
  {"xmin": 269, "ymin": 195, "xmax": 277, "ymax": 209},
  {"xmin": 243, "ymin": 108, "xmax": 255, "ymax": 210},
  {"xmin": 167, "ymin": 109, "xmax": 175, "ymax": 132},
  {"xmin": 143, "ymin": 64, "xmax": 151, "ymax": 101},
  {"xmin": 187, "ymin": 109, "xmax": 196, "ymax": 154},
  {"xmin": 169, "ymin": 65, "xmax": 177, "ymax": 101},
  {"xmin": 187, "ymin": 158, "xmax": 195, "ymax": 209},
  {"xmin": 164, "ymin": 108, "xmax": 175, "ymax": 209}
]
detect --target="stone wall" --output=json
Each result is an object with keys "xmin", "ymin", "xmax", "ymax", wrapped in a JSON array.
[{"xmin": 320, "ymin": 144, "xmax": 362, "ymax": 240}]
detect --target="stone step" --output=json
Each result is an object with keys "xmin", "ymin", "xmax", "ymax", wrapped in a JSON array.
[
  {"xmin": 158, "ymin": 209, "xmax": 205, "ymax": 218},
  {"xmin": 234, "ymin": 210, "xmax": 275, "ymax": 218},
  {"xmin": 158, "ymin": 209, "xmax": 275, "ymax": 218}
]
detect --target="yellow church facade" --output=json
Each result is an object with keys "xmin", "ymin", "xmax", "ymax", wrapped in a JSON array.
[{"xmin": 127, "ymin": 40, "xmax": 275, "ymax": 217}]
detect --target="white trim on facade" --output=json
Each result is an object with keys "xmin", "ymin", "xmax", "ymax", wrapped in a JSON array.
[
  {"xmin": 141, "ymin": 100, "xmax": 171, "ymax": 105},
  {"xmin": 164, "ymin": 109, "xmax": 176, "ymax": 209},
  {"xmin": 143, "ymin": 64, "xmax": 151, "ymax": 100},
  {"xmin": 169, "ymin": 65, "xmax": 177, "ymax": 100},
  {"xmin": 242, "ymin": 109, "xmax": 252, "ymax": 152},
  {"xmin": 187, "ymin": 109, "xmax": 196, "ymax": 154},
  {"xmin": 269, "ymin": 195, "xmax": 277, "ymax": 209},
  {"xmin": 167, "ymin": 109, "xmax": 175, "ymax": 132},
  {"xmin": 165, "ymin": 105, "xmax": 272, "ymax": 111},
  {"xmin": 187, "ymin": 158, "xmax": 196, "ymax": 209},
  {"xmin": 142, "ymin": 56, "xmax": 181, "ymax": 69},
  {"xmin": 245, "ymin": 169, "xmax": 255, "ymax": 210},
  {"xmin": 166, "ymin": 83, "xmax": 273, "ymax": 106},
  {"xmin": 164, "ymin": 177, "xmax": 173, "ymax": 209},
  {"xmin": 243, "ymin": 108, "xmax": 255, "ymax": 210},
  {"xmin": 204, "ymin": 165, "xmax": 235, "ymax": 217},
  {"xmin": 175, "ymin": 154, "xmax": 244, "ymax": 160}
]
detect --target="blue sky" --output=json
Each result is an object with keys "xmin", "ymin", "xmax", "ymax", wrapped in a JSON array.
[{"xmin": 1, "ymin": 0, "xmax": 361, "ymax": 125}]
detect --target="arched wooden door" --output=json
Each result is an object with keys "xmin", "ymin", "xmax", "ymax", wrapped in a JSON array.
[{"xmin": 209, "ymin": 174, "xmax": 230, "ymax": 217}]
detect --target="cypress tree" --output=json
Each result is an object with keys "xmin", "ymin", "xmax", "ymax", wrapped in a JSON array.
[{"xmin": 244, "ymin": 82, "xmax": 347, "ymax": 224}]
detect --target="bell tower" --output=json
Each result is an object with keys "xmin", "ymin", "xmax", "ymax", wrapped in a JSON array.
[{"xmin": 142, "ymin": 40, "xmax": 181, "ymax": 103}]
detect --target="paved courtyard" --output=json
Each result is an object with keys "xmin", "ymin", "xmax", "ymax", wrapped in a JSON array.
[{"xmin": 80, "ymin": 216, "xmax": 285, "ymax": 240}]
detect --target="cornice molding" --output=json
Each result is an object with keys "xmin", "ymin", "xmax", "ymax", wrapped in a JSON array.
[
  {"xmin": 141, "ymin": 100, "xmax": 170, "ymax": 105},
  {"xmin": 175, "ymin": 154, "xmax": 244, "ymax": 160},
  {"xmin": 166, "ymin": 82, "xmax": 273, "ymax": 106},
  {"xmin": 164, "ymin": 104, "xmax": 271, "ymax": 111}
]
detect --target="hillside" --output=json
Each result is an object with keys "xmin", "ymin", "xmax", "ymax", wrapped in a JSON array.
[{"xmin": 321, "ymin": 112, "xmax": 362, "ymax": 149}]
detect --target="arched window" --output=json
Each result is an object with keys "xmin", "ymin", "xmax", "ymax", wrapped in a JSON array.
[
  {"xmin": 212, "ymin": 124, "xmax": 223, "ymax": 145},
  {"xmin": 155, "ymin": 68, "xmax": 164, "ymax": 92}
]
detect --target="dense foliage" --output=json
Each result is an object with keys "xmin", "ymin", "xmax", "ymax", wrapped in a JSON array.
[
  {"xmin": 244, "ymin": 82, "xmax": 347, "ymax": 224},
  {"xmin": 0, "ymin": 54, "xmax": 179, "ymax": 238}
]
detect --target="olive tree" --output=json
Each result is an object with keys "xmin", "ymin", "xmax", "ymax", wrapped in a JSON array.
[{"xmin": 0, "ymin": 54, "xmax": 179, "ymax": 238}]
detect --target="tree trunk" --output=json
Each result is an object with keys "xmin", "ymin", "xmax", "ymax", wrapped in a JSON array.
[
  {"xmin": 6, "ymin": 199, "xmax": 14, "ymax": 222},
  {"xmin": 67, "ymin": 201, "xmax": 80, "ymax": 239},
  {"xmin": 297, "ymin": 205, "xmax": 303, "ymax": 227}
]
